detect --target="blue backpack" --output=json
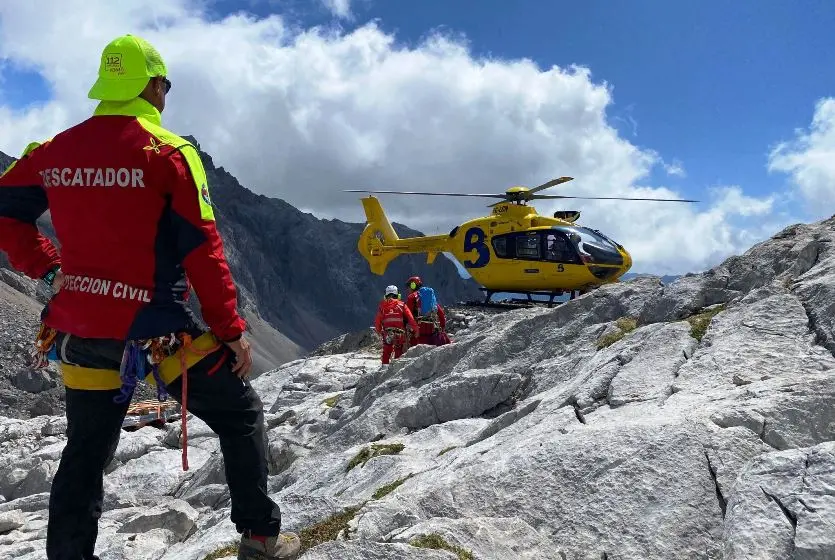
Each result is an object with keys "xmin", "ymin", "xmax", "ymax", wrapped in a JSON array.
[{"xmin": 417, "ymin": 286, "xmax": 438, "ymax": 316}]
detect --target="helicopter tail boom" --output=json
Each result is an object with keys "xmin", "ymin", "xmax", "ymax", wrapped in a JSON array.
[{"xmin": 357, "ymin": 196, "xmax": 450, "ymax": 275}]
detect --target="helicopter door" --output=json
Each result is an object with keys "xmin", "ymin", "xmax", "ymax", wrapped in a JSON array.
[
  {"xmin": 515, "ymin": 232, "xmax": 541, "ymax": 260},
  {"xmin": 543, "ymin": 231, "xmax": 582, "ymax": 268}
]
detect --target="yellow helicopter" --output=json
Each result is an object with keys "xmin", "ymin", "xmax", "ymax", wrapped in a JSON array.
[{"xmin": 346, "ymin": 177, "xmax": 697, "ymax": 303}]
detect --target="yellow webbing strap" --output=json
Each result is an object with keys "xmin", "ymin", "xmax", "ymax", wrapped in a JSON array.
[{"xmin": 60, "ymin": 332, "xmax": 220, "ymax": 390}]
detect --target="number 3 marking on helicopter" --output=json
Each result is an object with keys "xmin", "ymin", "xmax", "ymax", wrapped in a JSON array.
[{"xmin": 463, "ymin": 227, "xmax": 490, "ymax": 268}]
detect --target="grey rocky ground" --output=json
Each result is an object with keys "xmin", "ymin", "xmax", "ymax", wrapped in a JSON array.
[
  {"xmin": 0, "ymin": 272, "xmax": 64, "ymax": 419},
  {"xmin": 0, "ymin": 215, "xmax": 833, "ymax": 559}
]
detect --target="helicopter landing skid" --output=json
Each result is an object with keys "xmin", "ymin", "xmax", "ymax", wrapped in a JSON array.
[{"xmin": 477, "ymin": 288, "xmax": 576, "ymax": 308}]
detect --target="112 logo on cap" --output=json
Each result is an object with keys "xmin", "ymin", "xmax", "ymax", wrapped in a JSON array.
[{"xmin": 104, "ymin": 53, "xmax": 124, "ymax": 75}]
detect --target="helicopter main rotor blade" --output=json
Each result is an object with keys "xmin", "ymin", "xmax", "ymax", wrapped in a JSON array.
[
  {"xmin": 344, "ymin": 189, "xmax": 507, "ymax": 198},
  {"xmin": 531, "ymin": 194, "xmax": 699, "ymax": 203},
  {"xmin": 525, "ymin": 176, "xmax": 574, "ymax": 195}
]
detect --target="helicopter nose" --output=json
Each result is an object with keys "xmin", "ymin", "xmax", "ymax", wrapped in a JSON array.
[{"xmin": 619, "ymin": 247, "xmax": 633, "ymax": 273}]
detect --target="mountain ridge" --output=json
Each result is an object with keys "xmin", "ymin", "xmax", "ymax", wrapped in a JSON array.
[{"xmin": 193, "ymin": 137, "xmax": 481, "ymax": 347}]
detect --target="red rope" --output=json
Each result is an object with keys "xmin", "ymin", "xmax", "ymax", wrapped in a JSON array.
[
  {"xmin": 177, "ymin": 334, "xmax": 221, "ymax": 471},
  {"xmin": 180, "ymin": 345, "xmax": 189, "ymax": 471}
]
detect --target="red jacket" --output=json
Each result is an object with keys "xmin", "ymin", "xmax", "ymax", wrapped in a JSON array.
[
  {"xmin": 0, "ymin": 98, "xmax": 246, "ymax": 342},
  {"xmin": 406, "ymin": 290, "xmax": 446, "ymax": 336},
  {"xmin": 374, "ymin": 298, "xmax": 418, "ymax": 335}
]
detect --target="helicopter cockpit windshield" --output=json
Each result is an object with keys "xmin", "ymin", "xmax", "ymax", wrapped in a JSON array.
[{"xmin": 553, "ymin": 226, "xmax": 623, "ymax": 266}]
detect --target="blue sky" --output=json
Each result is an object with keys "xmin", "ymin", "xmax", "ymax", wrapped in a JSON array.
[{"xmin": 1, "ymin": 0, "xmax": 833, "ymax": 275}]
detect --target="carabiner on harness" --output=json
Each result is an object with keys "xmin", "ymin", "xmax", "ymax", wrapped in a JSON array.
[{"xmin": 30, "ymin": 324, "xmax": 58, "ymax": 369}]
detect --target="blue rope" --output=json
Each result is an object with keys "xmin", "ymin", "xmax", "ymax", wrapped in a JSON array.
[
  {"xmin": 113, "ymin": 337, "xmax": 176, "ymax": 404},
  {"xmin": 114, "ymin": 342, "xmax": 139, "ymax": 404},
  {"xmin": 150, "ymin": 361, "xmax": 169, "ymax": 401},
  {"xmin": 113, "ymin": 339, "xmax": 174, "ymax": 404}
]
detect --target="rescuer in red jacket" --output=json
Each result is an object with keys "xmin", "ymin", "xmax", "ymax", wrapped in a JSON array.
[
  {"xmin": 0, "ymin": 35, "xmax": 300, "ymax": 560},
  {"xmin": 405, "ymin": 275, "xmax": 448, "ymax": 345},
  {"xmin": 374, "ymin": 285, "xmax": 419, "ymax": 364}
]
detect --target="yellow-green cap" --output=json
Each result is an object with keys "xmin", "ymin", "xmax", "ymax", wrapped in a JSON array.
[{"xmin": 88, "ymin": 34, "xmax": 167, "ymax": 101}]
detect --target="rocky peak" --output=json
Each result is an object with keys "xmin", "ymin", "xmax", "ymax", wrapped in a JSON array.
[
  {"xmin": 192, "ymin": 140, "xmax": 480, "ymax": 348},
  {"xmin": 1, "ymin": 214, "xmax": 833, "ymax": 558},
  {"xmin": 0, "ymin": 151, "xmax": 12, "ymax": 173}
]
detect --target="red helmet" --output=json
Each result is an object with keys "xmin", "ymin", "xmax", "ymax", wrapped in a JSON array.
[{"xmin": 406, "ymin": 276, "xmax": 422, "ymax": 290}]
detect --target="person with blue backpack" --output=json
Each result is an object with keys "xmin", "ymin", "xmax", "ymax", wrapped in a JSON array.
[{"xmin": 405, "ymin": 276, "xmax": 450, "ymax": 346}]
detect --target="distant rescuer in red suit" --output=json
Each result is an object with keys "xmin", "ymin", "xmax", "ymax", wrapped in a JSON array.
[
  {"xmin": 405, "ymin": 276, "xmax": 448, "ymax": 346},
  {"xmin": 375, "ymin": 284, "xmax": 418, "ymax": 364}
]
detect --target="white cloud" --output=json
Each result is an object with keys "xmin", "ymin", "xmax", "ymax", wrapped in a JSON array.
[
  {"xmin": 768, "ymin": 97, "xmax": 835, "ymax": 215},
  {"xmin": 664, "ymin": 159, "xmax": 686, "ymax": 178},
  {"xmin": 0, "ymin": 0, "xmax": 782, "ymax": 275},
  {"xmin": 321, "ymin": 0, "xmax": 353, "ymax": 20}
]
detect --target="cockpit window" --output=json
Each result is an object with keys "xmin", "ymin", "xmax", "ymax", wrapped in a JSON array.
[
  {"xmin": 544, "ymin": 232, "xmax": 581, "ymax": 263},
  {"xmin": 554, "ymin": 226, "xmax": 623, "ymax": 266}
]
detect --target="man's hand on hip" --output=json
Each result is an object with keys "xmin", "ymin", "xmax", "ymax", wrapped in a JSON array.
[{"xmin": 225, "ymin": 335, "xmax": 253, "ymax": 379}]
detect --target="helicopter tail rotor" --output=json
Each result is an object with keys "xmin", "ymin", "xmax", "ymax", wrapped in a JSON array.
[
  {"xmin": 360, "ymin": 196, "xmax": 399, "ymax": 244},
  {"xmin": 357, "ymin": 197, "xmax": 401, "ymax": 275}
]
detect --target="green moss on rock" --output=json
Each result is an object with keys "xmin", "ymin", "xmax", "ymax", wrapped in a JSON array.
[
  {"xmin": 299, "ymin": 506, "xmax": 362, "ymax": 554},
  {"xmin": 346, "ymin": 442, "xmax": 405, "ymax": 472},
  {"xmin": 410, "ymin": 533, "xmax": 474, "ymax": 560},
  {"xmin": 596, "ymin": 317, "xmax": 638, "ymax": 349},
  {"xmin": 203, "ymin": 544, "xmax": 238, "ymax": 560},
  {"xmin": 372, "ymin": 473, "xmax": 414, "ymax": 500},
  {"xmin": 686, "ymin": 304, "xmax": 726, "ymax": 342}
]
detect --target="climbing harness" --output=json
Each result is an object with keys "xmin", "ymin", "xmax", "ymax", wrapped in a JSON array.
[
  {"xmin": 115, "ymin": 332, "xmax": 221, "ymax": 471},
  {"xmin": 31, "ymin": 324, "xmax": 222, "ymax": 472},
  {"xmin": 30, "ymin": 324, "xmax": 58, "ymax": 369},
  {"xmin": 114, "ymin": 334, "xmax": 178, "ymax": 405},
  {"xmin": 382, "ymin": 327, "xmax": 405, "ymax": 345},
  {"xmin": 417, "ymin": 310, "xmax": 440, "ymax": 331}
]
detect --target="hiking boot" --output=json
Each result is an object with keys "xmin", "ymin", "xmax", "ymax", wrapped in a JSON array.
[{"xmin": 238, "ymin": 532, "xmax": 301, "ymax": 559}]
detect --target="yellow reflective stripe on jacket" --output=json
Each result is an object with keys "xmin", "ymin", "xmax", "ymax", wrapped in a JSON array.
[
  {"xmin": 136, "ymin": 119, "xmax": 215, "ymax": 223},
  {"xmin": 93, "ymin": 97, "xmax": 215, "ymax": 222},
  {"xmin": 1, "ymin": 141, "xmax": 45, "ymax": 178},
  {"xmin": 60, "ymin": 332, "xmax": 221, "ymax": 390},
  {"xmin": 21, "ymin": 141, "xmax": 43, "ymax": 158}
]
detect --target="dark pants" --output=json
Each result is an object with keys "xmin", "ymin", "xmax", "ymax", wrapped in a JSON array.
[{"xmin": 45, "ymin": 333, "xmax": 281, "ymax": 560}]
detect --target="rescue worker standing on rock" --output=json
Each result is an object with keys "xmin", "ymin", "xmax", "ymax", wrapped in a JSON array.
[
  {"xmin": 405, "ymin": 276, "xmax": 449, "ymax": 346},
  {"xmin": 374, "ymin": 285, "xmax": 418, "ymax": 364},
  {"xmin": 0, "ymin": 35, "xmax": 300, "ymax": 560}
]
